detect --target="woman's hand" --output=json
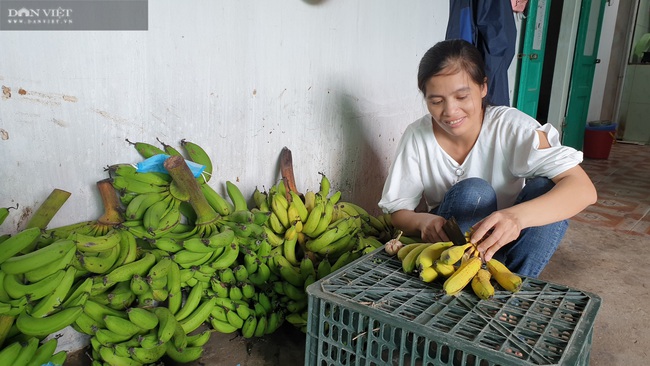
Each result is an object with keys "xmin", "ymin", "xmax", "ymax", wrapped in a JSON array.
[
  {"xmin": 419, "ymin": 214, "xmax": 450, "ymax": 243},
  {"xmin": 390, "ymin": 210, "xmax": 450, "ymax": 243},
  {"xmin": 470, "ymin": 210, "xmax": 522, "ymax": 261}
]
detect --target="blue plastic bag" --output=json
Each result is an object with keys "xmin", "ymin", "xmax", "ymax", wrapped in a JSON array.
[{"xmin": 136, "ymin": 154, "xmax": 205, "ymax": 178}]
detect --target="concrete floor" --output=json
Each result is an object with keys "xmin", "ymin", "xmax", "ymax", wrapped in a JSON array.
[{"xmin": 66, "ymin": 142, "xmax": 649, "ymax": 366}]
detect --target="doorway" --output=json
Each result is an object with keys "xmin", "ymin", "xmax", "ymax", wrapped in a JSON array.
[{"xmin": 535, "ymin": 0, "xmax": 564, "ymax": 126}]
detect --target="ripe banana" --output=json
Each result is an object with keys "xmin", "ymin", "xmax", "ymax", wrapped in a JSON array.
[
  {"xmin": 471, "ymin": 268, "xmax": 495, "ymax": 300},
  {"xmin": 401, "ymin": 243, "xmax": 433, "ymax": 273},
  {"xmin": 419, "ymin": 266, "xmax": 439, "ymax": 283},
  {"xmin": 434, "ymin": 260, "xmax": 456, "ymax": 277},
  {"xmin": 439, "ymin": 243, "xmax": 473, "ymax": 265},
  {"xmin": 443, "ymin": 256, "xmax": 482, "ymax": 296},
  {"xmin": 486, "ymin": 259, "xmax": 523, "ymax": 293},
  {"xmin": 415, "ymin": 241, "xmax": 454, "ymax": 269}
]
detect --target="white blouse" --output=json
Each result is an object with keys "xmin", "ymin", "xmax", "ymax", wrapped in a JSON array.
[{"xmin": 378, "ymin": 105, "xmax": 583, "ymax": 213}]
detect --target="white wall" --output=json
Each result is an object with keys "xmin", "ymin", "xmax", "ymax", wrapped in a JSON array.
[{"xmin": 0, "ymin": 0, "xmax": 449, "ymax": 231}]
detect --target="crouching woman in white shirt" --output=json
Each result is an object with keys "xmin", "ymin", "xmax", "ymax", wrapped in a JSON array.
[{"xmin": 378, "ymin": 39, "xmax": 597, "ymax": 277}]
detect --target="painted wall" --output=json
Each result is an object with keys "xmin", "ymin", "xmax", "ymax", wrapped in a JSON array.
[{"xmin": 0, "ymin": 1, "xmax": 449, "ymax": 231}]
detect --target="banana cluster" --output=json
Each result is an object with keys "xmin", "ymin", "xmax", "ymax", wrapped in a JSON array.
[
  {"xmin": 248, "ymin": 174, "xmax": 395, "ymax": 331},
  {"xmin": 0, "ymin": 139, "xmax": 396, "ymax": 365},
  {"xmin": 0, "ymin": 337, "xmax": 66, "ymax": 366},
  {"xmin": 393, "ymin": 241, "xmax": 523, "ymax": 300}
]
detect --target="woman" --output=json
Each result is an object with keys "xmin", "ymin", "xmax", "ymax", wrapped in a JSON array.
[{"xmin": 378, "ymin": 39, "xmax": 597, "ymax": 277}]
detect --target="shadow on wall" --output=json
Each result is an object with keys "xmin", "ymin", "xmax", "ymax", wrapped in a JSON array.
[{"xmin": 335, "ymin": 92, "xmax": 385, "ymax": 216}]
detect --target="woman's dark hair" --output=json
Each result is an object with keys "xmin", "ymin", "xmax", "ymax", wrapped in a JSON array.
[{"xmin": 417, "ymin": 39, "xmax": 487, "ymax": 97}]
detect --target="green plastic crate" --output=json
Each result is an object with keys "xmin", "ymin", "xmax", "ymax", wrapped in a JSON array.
[{"xmin": 305, "ymin": 248, "xmax": 601, "ymax": 366}]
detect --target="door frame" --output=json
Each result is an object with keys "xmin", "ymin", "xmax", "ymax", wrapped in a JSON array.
[{"xmin": 545, "ymin": 1, "xmax": 582, "ymax": 134}]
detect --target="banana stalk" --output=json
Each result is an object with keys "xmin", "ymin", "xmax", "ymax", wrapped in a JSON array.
[
  {"xmin": 164, "ymin": 155, "xmax": 220, "ymax": 235},
  {"xmin": 22, "ymin": 188, "xmax": 71, "ymax": 253},
  {"xmin": 95, "ymin": 178, "xmax": 125, "ymax": 227}
]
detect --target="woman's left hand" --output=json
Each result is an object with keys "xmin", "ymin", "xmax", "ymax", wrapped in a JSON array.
[{"xmin": 470, "ymin": 211, "xmax": 522, "ymax": 261}]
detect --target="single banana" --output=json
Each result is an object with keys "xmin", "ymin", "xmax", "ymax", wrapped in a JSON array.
[
  {"xmin": 226, "ymin": 180, "xmax": 248, "ymax": 212},
  {"xmin": 433, "ymin": 260, "xmax": 456, "ymax": 277},
  {"xmin": 241, "ymin": 314, "xmax": 258, "ymax": 338},
  {"xmin": 201, "ymin": 183, "xmax": 233, "ymax": 216},
  {"xmin": 23, "ymin": 245, "xmax": 75, "ymax": 283},
  {"xmin": 443, "ymin": 256, "xmax": 482, "ymax": 296},
  {"xmin": 124, "ymin": 191, "xmax": 167, "ymax": 220},
  {"xmin": 174, "ymin": 282, "xmax": 204, "ymax": 321},
  {"xmin": 29, "ymin": 266, "xmax": 77, "ymax": 318},
  {"xmin": 300, "ymin": 201, "xmax": 324, "ymax": 236},
  {"xmin": 61, "ymin": 277, "xmax": 93, "ymax": 308},
  {"xmin": 273, "ymin": 255, "xmax": 304, "ymax": 287},
  {"xmin": 439, "ymin": 243, "xmax": 473, "ymax": 265},
  {"xmin": 112, "ymin": 175, "xmax": 169, "ymax": 195},
  {"xmin": 12, "ymin": 336, "xmax": 40, "ymax": 366},
  {"xmin": 72, "ymin": 229, "xmax": 122, "ymax": 253},
  {"xmin": 419, "ymin": 266, "xmax": 439, "ymax": 283},
  {"xmin": 129, "ymin": 274, "xmax": 150, "ymax": 296},
  {"xmin": 179, "ymin": 297, "xmax": 217, "ymax": 334},
  {"xmin": 316, "ymin": 258, "xmax": 332, "ymax": 280},
  {"xmin": 129, "ymin": 343, "xmax": 167, "ymax": 364},
  {"xmin": 0, "ymin": 227, "xmax": 42, "ymax": 264},
  {"xmin": 187, "ymin": 329, "xmax": 213, "ymax": 347},
  {"xmin": 210, "ymin": 316, "xmax": 239, "ymax": 334},
  {"xmin": 1, "ymin": 238, "xmax": 75, "ymax": 274},
  {"xmin": 165, "ymin": 343, "xmax": 204, "ymax": 363},
  {"xmin": 16, "ymin": 305, "xmax": 83, "ymax": 337},
  {"xmin": 99, "ymin": 345, "xmax": 142, "ymax": 366},
  {"xmin": 103, "ymin": 252, "xmax": 156, "ymax": 285},
  {"xmin": 79, "ymin": 244, "xmax": 121, "ymax": 274},
  {"xmin": 471, "ymin": 268, "xmax": 495, "ymax": 300},
  {"xmin": 486, "ymin": 259, "xmax": 523, "ymax": 293},
  {"xmin": 154, "ymin": 306, "xmax": 179, "ymax": 343},
  {"xmin": 181, "ymin": 139, "xmax": 213, "ymax": 180},
  {"xmin": 309, "ymin": 200, "xmax": 334, "ymax": 238},
  {"xmin": 104, "ymin": 314, "xmax": 144, "ymax": 337},
  {"xmin": 109, "ymin": 162, "xmax": 171, "ymax": 185},
  {"xmin": 248, "ymin": 262, "xmax": 271, "ymax": 286},
  {"xmin": 4, "ymin": 269, "xmax": 65, "ymax": 301},
  {"xmin": 26, "ymin": 337, "xmax": 58, "ymax": 366},
  {"xmin": 416, "ymin": 241, "xmax": 454, "ymax": 269},
  {"xmin": 401, "ymin": 243, "xmax": 433, "ymax": 274},
  {"xmin": 318, "ymin": 172, "xmax": 331, "ymax": 198},
  {"xmin": 0, "ymin": 341, "xmax": 22, "ymax": 365},
  {"xmin": 167, "ymin": 260, "xmax": 182, "ymax": 315},
  {"xmin": 209, "ymin": 242, "xmax": 239, "ymax": 270}
]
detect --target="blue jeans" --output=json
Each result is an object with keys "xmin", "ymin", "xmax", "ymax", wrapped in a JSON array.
[{"xmin": 430, "ymin": 177, "xmax": 567, "ymax": 277}]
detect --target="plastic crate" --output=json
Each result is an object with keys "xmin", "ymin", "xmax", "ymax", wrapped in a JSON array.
[{"xmin": 305, "ymin": 248, "xmax": 601, "ymax": 366}]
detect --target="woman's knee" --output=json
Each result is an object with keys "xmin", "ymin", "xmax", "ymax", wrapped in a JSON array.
[{"xmin": 516, "ymin": 177, "xmax": 555, "ymax": 203}]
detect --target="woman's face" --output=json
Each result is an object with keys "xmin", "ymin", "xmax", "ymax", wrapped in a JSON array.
[{"xmin": 423, "ymin": 68, "xmax": 487, "ymax": 138}]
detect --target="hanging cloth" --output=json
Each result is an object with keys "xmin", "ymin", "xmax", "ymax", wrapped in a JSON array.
[{"xmin": 445, "ymin": 0, "xmax": 517, "ymax": 107}]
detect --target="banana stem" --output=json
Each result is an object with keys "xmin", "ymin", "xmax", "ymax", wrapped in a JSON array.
[
  {"xmin": 0, "ymin": 315, "xmax": 15, "ymax": 348},
  {"xmin": 163, "ymin": 155, "xmax": 219, "ymax": 226},
  {"xmin": 280, "ymin": 147, "xmax": 302, "ymax": 199},
  {"xmin": 96, "ymin": 178, "xmax": 125, "ymax": 225},
  {"xmin": 25, "ymin": 188, "xmax": 71, "ymax": 230}
]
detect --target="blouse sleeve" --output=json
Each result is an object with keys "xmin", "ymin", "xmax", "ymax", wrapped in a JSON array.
[
  {"xmin": 378, "ymin": 125, "xmax": 426, "ymax": 214},
  {"xmin": 505, "ymin": 110, "xmax": 583, "ymax": 179}
]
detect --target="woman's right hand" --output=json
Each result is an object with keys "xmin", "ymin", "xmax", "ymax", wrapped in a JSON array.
[
  {"xmin": 391, "ymin": 210, "xmax": 450, "ymax": 243},
  {"xmin": 419, "ymin": 214, "xmax": 451, "ymax": 243}
]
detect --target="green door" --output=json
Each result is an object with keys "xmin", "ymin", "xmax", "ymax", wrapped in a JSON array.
[
  {"xmin": 514, "ymin": 0, "xmax": 552, "ymax": 118},
  {"xmin": 562, "ymin": 0, "xmax": 607, "ymax": 149}
]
